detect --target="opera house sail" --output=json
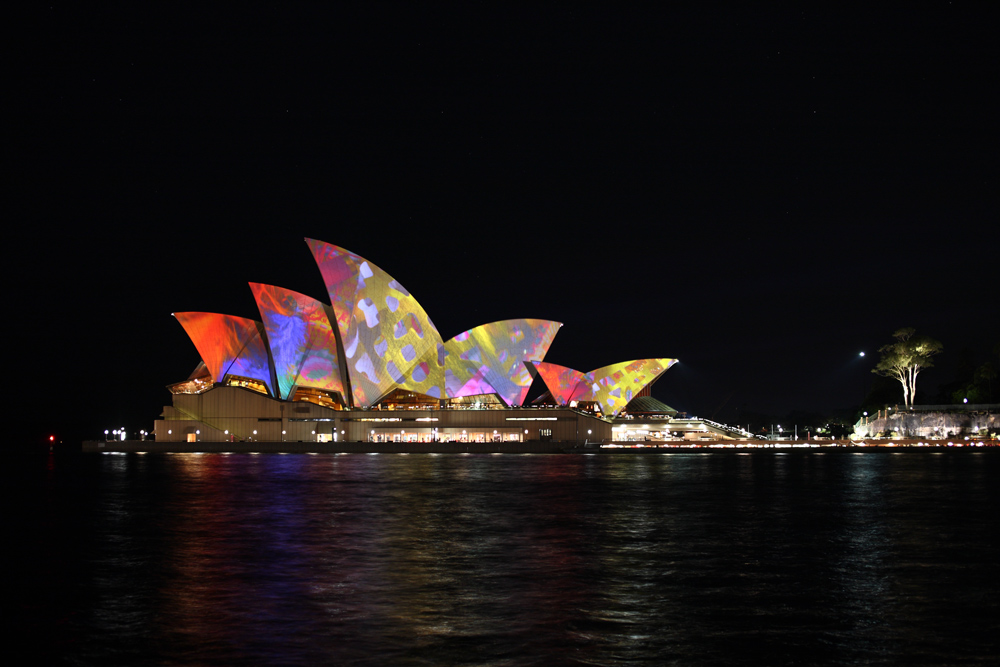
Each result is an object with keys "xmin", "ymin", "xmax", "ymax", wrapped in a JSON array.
[
  {"xmin": 307, "ymin": 238, "xmax": 445, "ymax": 407},
  {"xmin": 442, "ymin": 319, "xmax": 562, "ymax": 406},
  {"xmin": 173, "ymin": 312, "xmax": 275, "ymax": 396},
  {"xmin": 250, "ymin": 283, "xmax": 346, "ymax": 405},
  {"xmin": 529, "ymin": 359, "xmax": 678, "ymax": 416}
]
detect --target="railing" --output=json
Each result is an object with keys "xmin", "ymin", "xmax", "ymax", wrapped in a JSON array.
[{"xmin": 900, "ymin": 403, "xmax": 998, "ymax": 412}]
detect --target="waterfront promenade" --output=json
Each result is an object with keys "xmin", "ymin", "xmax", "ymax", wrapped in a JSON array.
[{"xmin": 82, "ymin": 439, "xmax": 995, "ymax": 454}]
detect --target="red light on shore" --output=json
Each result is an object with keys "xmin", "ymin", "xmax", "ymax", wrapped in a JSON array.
[{"xmin": 49, "ymin": 435, "xmax": 55, "ymax": 442}]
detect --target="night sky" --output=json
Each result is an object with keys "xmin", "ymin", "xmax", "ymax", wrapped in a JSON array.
[{"xmin": 15, "ymin": 5, "xmax": 996, "ymax": 445}]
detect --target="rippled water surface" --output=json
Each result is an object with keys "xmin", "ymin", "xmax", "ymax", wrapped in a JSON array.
[{"xmin": 14, "ymin": 450, "xmax": 1000, "ymax": 665}]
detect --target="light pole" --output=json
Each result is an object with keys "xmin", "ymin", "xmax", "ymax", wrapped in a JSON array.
[{"xmin": 859, "ymin": 351, "xmax": 868, "ymax": 412}]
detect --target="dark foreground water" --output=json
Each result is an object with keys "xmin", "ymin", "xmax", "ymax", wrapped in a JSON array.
[{"xmin": 13, "ymin": 450, "xmax": 1000, "ymax": 665}]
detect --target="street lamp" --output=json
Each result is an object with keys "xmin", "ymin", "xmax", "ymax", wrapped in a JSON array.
[{"xmin": 858, "ymin": 351, "xmax": 869, "ymax": 411}]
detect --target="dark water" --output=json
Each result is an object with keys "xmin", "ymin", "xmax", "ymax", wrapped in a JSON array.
[{"xmin": 13, "ymin": 450, "xmax": 1000, "ymax": 665}]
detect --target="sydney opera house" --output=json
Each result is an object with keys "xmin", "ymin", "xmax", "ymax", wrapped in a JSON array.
[{"xmin": 155, "ymin": 239, "xmax": 677, "ymax": 444}]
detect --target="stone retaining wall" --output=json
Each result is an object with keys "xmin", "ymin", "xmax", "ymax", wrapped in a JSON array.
[{"xmin": 854, "ymin": 410, "xmax": 997, "ymax": 439}]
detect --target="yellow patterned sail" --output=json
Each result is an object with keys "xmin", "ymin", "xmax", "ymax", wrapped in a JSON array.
[
  {"xmin": 584, "ymin": 358, "xmax": 677, "ymax": 415},
  {"xmin": 443, "ymin": 319, "xmax": 561, "ymax": 406},
  {"xmin": 532, "ymin": 358, "xmax": 677, "ymax": 416},
  {"xmin": 306, "ymin": 239, "xmax": 445, "ymax": 407}
]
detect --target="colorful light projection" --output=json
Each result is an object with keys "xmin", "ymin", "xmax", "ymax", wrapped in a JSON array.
[
  {"xmin": 249, "ymin": 283, "xmax": 346, "ymax": 402},
  {"xmin": 531, "ymin": 358, "xmax": 677, "ymax": 416},
  {"xmin": 173, "ymin": 312, "xmax": 275, "ymax": 396},
  {"xmin": 306, "ymin": 239, "xmax": 445, "ymax": 407},
  {"xmin": 530, "ymin": 362, "xmax": 588, "ymax": 405},
  {"xmin": 172, "ymin": 241, "xmax": 674, "ymax": 412},
  {"xmin": 443, "ymin": 319, "xmax": 561, "ymax": 405}
]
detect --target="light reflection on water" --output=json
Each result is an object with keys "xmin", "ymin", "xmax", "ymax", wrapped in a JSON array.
[{"xmin": 16, "ymin": 451, "xmax": 1000, "ymax": 665}]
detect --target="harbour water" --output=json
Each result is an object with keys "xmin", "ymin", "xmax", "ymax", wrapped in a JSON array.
[{"xmin": 13, "ymin": 450, "xmax": 999, "ymax": 665}]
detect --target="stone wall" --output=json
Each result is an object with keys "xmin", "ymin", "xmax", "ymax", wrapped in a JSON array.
[{"xmin": 854, "ymin": 410, "xmax": 997, "ymax": 439}]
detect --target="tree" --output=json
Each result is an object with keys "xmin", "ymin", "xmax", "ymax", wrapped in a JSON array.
[
  {"xmin": 966, "ymin": 361, "xmax": 996, "ymax": 404},
  {"xmin": 986, "ymin": 361, "xmax": 998, "ymax": 402},
  {"xmin": 872, "ymin": 327, "xmax": 943, "ymax": 408}
]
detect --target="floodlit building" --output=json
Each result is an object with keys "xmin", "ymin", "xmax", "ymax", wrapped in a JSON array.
[{"xmin": 155, "ymin": 239, "xmax": 678, "ymax": 443}]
